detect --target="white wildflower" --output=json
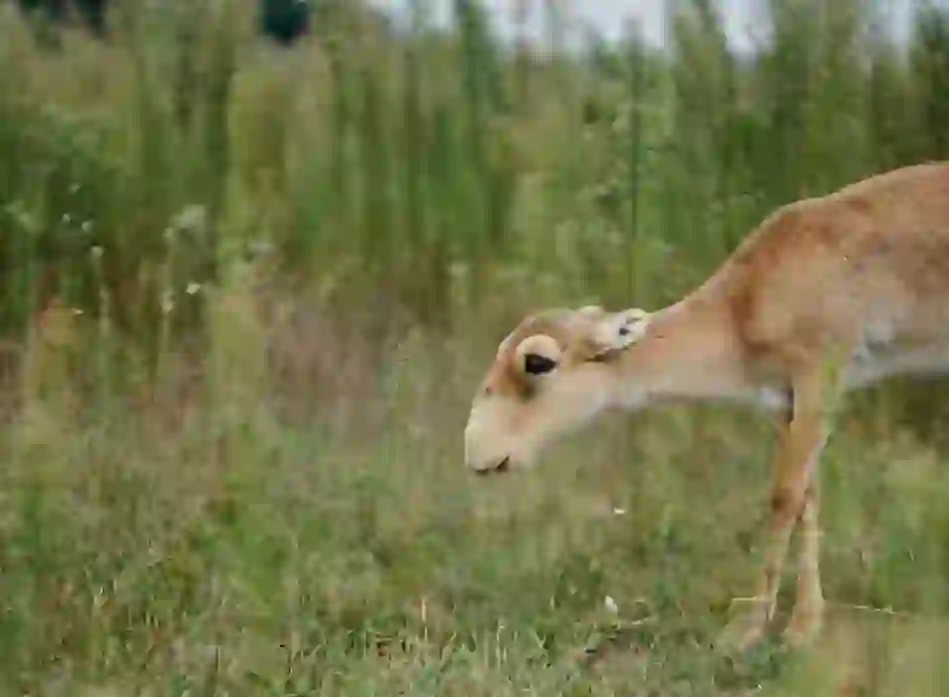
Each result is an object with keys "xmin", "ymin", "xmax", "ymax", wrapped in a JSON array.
[{"xmin": 173, "ymin": 204, "xmax": 207, "ymax": 232}]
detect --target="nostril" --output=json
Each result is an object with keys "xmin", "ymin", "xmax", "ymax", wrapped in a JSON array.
[{"xmin": 496, "ymin": 456, "xmax": 511, "ymax": 473}]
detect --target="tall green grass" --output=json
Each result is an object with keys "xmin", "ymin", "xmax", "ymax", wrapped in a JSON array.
[
  {"xmin": 1, "ymin": 0, "xmax": 949, "ymax": 694},
  {"xmin": 3, "ymin": 0, "xmax": 946, "ymax": 342}
]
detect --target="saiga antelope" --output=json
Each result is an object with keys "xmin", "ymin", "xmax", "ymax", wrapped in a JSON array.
[{"xmin": 463, "ymin": 162, "xmax": 949, "ymax": 652}]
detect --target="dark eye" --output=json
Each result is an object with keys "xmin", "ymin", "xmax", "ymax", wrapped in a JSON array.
[{"xmin": 524, "ymin": 353, "xmax": 557, "ymax": 375}]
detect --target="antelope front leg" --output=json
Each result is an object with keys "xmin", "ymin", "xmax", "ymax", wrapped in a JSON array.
[
  {"xmin": 784, "ymin": 478, "xmax": 825, "ymax": 646},
  {"xmin": 717, "ymin": 359, "xmax": 840, "ymax": 654},
  {"xmin": 716, "ymin": 416, "xmax": 822, "ymax": 653}
]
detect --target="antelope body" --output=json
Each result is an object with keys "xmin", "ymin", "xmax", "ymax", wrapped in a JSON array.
[{"xmin": 463, "ymin": 162, "xmax": 949, "ymax": 651}]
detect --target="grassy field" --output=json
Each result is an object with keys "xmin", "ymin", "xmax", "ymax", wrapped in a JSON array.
[{"xmin": 2, "ymin": 1, "xmax": 949, "ymax": 694}]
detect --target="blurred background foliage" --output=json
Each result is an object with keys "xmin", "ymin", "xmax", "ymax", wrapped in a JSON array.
[{"xmin": 2, "ymin": 0, "xmax": 949, "ymax": 429}]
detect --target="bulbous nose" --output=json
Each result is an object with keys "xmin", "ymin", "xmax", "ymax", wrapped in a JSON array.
[
  {"xmin": 463, "ymin": 419, "xmax": 483, "ymax": 470},
  {"xmin": 464, "ymin": 414, "xmax": 506, "ymax": 473}
]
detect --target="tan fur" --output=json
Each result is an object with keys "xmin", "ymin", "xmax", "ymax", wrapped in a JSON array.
[{"xmin": 463, "ymin": 162, "xmax": 949, "ymax": 652}]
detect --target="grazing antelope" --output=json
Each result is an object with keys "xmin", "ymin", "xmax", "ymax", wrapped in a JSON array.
[{"xmin": 463, "ymin": 162, "xmax": 949, "ymax": 652}]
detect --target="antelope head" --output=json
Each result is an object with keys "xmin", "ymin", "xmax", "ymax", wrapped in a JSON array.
[{"xmin": 463, "ymin": 305, "xmax": 652, "ymax": 474}]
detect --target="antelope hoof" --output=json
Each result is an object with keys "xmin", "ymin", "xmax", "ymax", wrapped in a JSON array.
[
  {"xmin": 715, "ymin": 597, "xmax": 772, "ymax": 656},
  {"xmin": 783, "ymin": 600, "xmax": 825, "ymax": 649}
]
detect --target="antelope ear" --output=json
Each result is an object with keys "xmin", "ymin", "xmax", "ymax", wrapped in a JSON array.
[{"xmin": 579, "ymin": 307, "xmax": 652, "ymax": 359}]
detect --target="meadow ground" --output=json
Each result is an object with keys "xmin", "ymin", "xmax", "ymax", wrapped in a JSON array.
[{"xmin": 3, "ymin": 293, "xmax": 949, "ymax": 696}]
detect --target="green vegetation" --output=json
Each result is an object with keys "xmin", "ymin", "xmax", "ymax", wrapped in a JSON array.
[{"xmin": 1, "ymin": 0, "xmax": 949, "ymax": 694}]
